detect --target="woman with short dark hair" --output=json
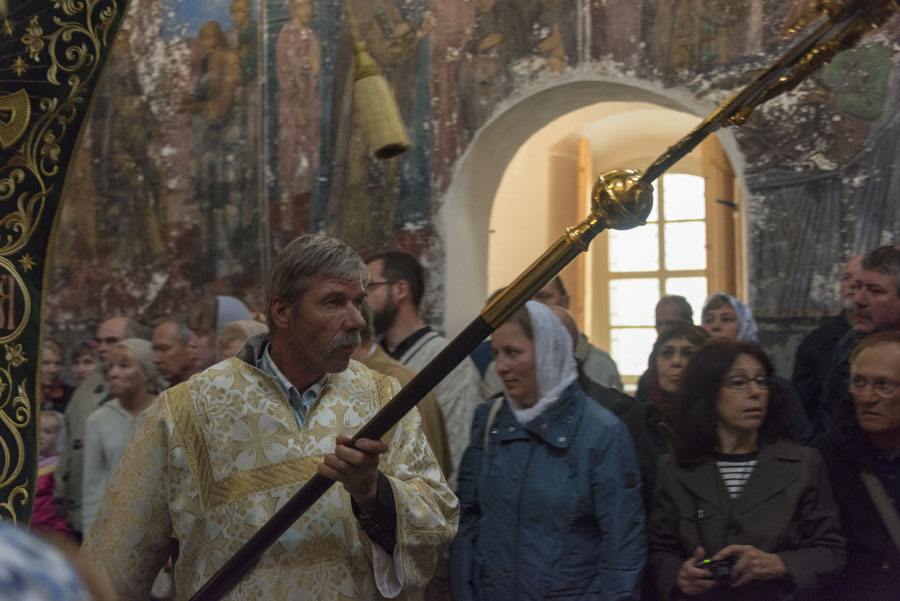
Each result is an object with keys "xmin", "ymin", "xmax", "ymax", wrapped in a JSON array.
[
  {"xmin": 700, "ymin": 293, "xmax": 813, "ymax": 440},
  {"xmin": 624, "ymin": 323, "xmax": 709, "ymax": 511},
  {"xmin": 648, "ymin": 339, "xmax": 845, "ymax": 600}
]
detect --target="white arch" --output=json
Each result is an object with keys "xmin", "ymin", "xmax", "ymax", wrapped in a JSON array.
[{"xmin": 439, "ymin": 75, "xmax": 749, "ymax": 336}]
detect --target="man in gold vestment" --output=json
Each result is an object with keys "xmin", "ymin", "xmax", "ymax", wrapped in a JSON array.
[{"xmin": 82, "ymin": 234, "xmax": 459, "ymax": 600}]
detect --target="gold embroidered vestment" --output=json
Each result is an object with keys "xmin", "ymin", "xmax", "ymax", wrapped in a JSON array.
[{"xmin": 82, "ymin": 358, "xmax": 459, "ymax": 600}]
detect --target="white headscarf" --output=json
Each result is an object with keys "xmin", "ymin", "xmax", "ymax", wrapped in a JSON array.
[
  {"xmin": 703, "ymin": 293, "xmax": 759, "ymax": 342},
  {"xmin": 506, "ymin": 301, "xmax": 578, "ymax": 424}
]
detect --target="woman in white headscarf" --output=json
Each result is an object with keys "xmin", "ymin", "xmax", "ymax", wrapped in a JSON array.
[
  {"xmin": 450, "ymin": 301, "xmax": 646, "ymax": 601},
  {"xmin": 700, "ymin": 293, "xmax": 759, "ymax": 343}
]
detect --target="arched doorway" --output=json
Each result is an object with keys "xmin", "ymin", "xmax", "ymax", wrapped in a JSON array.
[{"xmin": 441, "ymin": 79, "xmax": 748, "ymax": 387}]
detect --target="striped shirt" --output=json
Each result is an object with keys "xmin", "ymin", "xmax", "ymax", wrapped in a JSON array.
[{"xmin": 715, "ymin": 452, "xmax": 758, "ymax": 499}]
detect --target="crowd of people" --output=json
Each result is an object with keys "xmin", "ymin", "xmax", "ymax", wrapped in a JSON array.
[{"xmin": 17, "ymin": 237, "xmax": 900, "ymax": 601}]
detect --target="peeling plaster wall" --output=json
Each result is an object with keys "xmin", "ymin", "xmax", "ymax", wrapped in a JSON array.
[{"xmin": 48, "ymin": 1, "xmax": 900, "ymax": 375}]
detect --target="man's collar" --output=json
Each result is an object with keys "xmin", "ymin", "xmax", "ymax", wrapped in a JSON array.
[
  {"xmin": 261, "ymin": 343, "xmax": 325, "ymax": 399},
  {"xmin": 236, "ymin": 332, "xmax": 271, "ymax": 367},
  {"xmin": 382, "ymin": 326, "xmax": 432, "ymax": 360}
]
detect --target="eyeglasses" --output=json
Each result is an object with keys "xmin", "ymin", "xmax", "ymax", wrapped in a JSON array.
[
  {"xmin": 366, "ymin": 280, "xmax": 395, "ymax": 291},
  {"xmin": 850, "ymin": 376, "xmax": 899, "ymax": 399},
  {"xmin": 723, "ymin": 375, "xmax": 770, "ymax": 391}
]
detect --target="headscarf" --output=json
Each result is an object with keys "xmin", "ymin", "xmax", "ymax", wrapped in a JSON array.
[
  {"xmin": 0, "ymin": 522, "xmax": 91, "ymax": 601},
  {"xmin": 506, "ymin": 301, "xmax": 578, "ymax": 424},
  {"xmin": 216, "ymin": 296, "xmax": 251, "ymax": 333},
  {"xmin": 217, "ymin": 320, "xmax": 269, "ymax": 359},
  {"xmin": 114, "ymin": 338, "xmax": 167, "ymax": 394},
  {"xmin": 703, "ymin": 293, "xmax": 759, "ymax": 343}
]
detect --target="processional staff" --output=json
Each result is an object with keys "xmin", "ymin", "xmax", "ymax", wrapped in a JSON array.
[{"xmin": 191, "ymin": 1, "xmax": 899, "ymax": 599}]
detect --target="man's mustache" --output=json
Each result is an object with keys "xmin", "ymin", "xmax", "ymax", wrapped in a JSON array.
[{"xmin": 324, "ymin": 331, "xmax": 362, "ymax": 355}]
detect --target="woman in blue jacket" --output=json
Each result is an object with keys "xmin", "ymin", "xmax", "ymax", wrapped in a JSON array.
[{"xmin": 450, "ymin": 300, "xmax": 646, "ymax": 601}]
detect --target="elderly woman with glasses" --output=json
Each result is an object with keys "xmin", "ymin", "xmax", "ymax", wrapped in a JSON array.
[
  {"xmin": 648, "ymin": 339, "xmax": 845, "ymax": 601},
  {"xmin": 625, "ymin": 323, "xmax": 709, "ymax": 512}
]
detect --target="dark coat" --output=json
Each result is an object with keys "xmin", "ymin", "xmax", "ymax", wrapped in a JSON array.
[
  {"xmin": 773, "ymin": 375, "xmax": 813, "ymax": 443},
  {"xmin": 791, "ymin": 313, "xmax": 851, "ymax": 421},
  {"xmin": 624, "ymin": 379, "xmax": 810, "ymax": 515},
  {"xmin": 450, "ymin": 384, "xmax": 645, "ymax": 601},
  {"xmin": 814, "ymin": 422, "xmax": 900, "ymax": 600},
  {"xmin": 820, "ymin": 328, "xmax": 864, "ymax": 432},
  {"xmin": 648, "ymin": 440, "xmax": 846, "ymax": 601},
  {"xmin": 621, "ymin": 400, "xmax": 672, "ymax": 514},
  {"xmin": 578, "ymin": 370, "xmax": 634, "ymax": 417}
]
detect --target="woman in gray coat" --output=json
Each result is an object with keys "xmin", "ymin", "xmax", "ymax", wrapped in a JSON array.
[{"xmin": 648, "ymin": 340, "xmax": 845, "ymax": 600}]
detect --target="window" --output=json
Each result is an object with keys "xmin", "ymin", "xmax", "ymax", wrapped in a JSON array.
[{"xmin": 601, "ymin": 173, "xmax": 710, "ymax": 385}]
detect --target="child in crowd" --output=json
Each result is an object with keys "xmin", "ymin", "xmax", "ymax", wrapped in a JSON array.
[
  {"xmin": 41, "ymin": 340, "xmax": 73, "ymax": 412},
  {"xmin": 31, "ymin": 410, "xmax": 72, "ymax": 537}
]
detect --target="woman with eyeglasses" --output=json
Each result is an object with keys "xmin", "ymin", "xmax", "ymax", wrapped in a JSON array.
[
  {"xmin": 648, "ymin": 339, "xmax": 845, "ymax": 601},
  {"xmin": 700, "ymin": 293, "xmax": 813, "ymax": 441},
  {"xmin": 625, "ymin": 323, "xmax": 709, "ymax": 512}
]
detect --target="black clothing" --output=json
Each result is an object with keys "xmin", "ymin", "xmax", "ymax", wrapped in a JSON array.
[
  {"xmin": 577, "ymin": 370, "xmax": 633, "ymax": 417},
  {"xmin": 621, "ymin": 400, "xmax": 672, "ymax": 514},
  {"xmin": 819, "ymin": 328, "xmax": 864, "ymax": 433},
  {"xmin": 383, "ymin": 326, "xmax": 433, "ymax": 361},
  {"xmin": 635, "ymin": 369, "xmax": 653, "ymax": 404},
  {"xmin": 814, "ymin": 421, "xmax": 900, "ymax": 600},
  {"xmin": 792, "ymin": 313, "xmax": 851, "ymax": 419}
]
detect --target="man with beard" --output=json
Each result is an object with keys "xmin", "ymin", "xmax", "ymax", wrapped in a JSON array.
[
  {"xmin": 793, "ymin": 255, "xmax": 863, "ymax": 427},
  {"xmin": 351, "ymin": 304, "xmax": 452, "ymax": 477},
  {"xmin": 83, "ymin": 235, "xmax": 458, "ymax": 600},
  {"xmin": 366, "ymin": 250, "xmax": 482, "ymax": 486},
  {"xmin": 822, "ymin": 245, "xmax": 900, "ymax": 430}
]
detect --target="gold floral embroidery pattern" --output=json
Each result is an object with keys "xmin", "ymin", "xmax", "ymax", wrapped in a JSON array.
[
  {"xmin": 21, "ymin": 17, "xmax": 43, "ymax": 61},
  {"xmin": 167, "ymin": 359, "xmax": 332, "ymax": 508},
  {"xmin": 0, "ymin": 0, "xmax": 125, "ymax": 523},
  {"xmin": 83, "ymin": 357, "xmax": 458, "ymax": 600}
]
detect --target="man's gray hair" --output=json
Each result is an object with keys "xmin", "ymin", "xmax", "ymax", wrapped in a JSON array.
[
  {"xmin": 862, "ymin": 244, "xmax": 900, "ymax": 295},
  {"xmin": 266, "ymin": 234, "xmax": 368, "ymax": 330},
  {"xmin": 657, "ymin": 295, "xmax": 694, "ymax": 323},
  {"xmin": 154, "ymin": 315, "xmax": 193, "ymax": 344}
]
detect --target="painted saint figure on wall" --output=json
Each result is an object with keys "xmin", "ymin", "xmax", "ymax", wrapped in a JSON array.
[
  {"xmin": 190, "ymin": 20, "xmax": 242, "ymax": 279},
  {"xmin": 227, "ymin": 0, "xmax": 261, "ymax": 241},
  {"xmin": 276, "ymin": 0, "xmax": 320, "ymax": 240},
  {"xmin": 457, "ymin": 0, "xmax": 525, "ymax": 133},
  {"xmin": 530, "ymin": 0, "xmax": 575, "ymax": 73}
]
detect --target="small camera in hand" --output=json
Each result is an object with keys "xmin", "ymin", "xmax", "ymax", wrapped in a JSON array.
[{"xmin": 696, "ymin": 556, "xmax": 736, "ymax": 583}]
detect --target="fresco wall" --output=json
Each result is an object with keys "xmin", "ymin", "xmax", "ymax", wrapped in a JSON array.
[{"xmin": 48, "ymin": 0, "xmax": 900, "ymax": 363}]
